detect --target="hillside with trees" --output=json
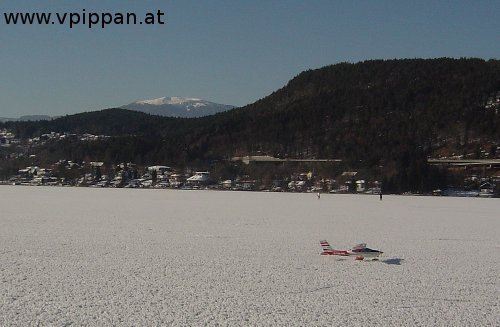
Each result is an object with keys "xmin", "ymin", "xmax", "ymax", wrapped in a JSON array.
[{"xmin": 2, "ymin": 58, "xmax": 500, "ymax": 193}]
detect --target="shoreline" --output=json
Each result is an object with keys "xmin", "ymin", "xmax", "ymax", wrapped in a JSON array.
[{"xmin": 0, "ymin": 182, "xmax": 496, "ymax": 198}]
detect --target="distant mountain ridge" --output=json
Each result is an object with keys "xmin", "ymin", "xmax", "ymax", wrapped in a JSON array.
[
  {"xmin": 0, "ymin": 115, "xmax": 53, "ymax": 122},
  {"xmin": 121, "ymin": 96, "xmax": 235, "ymax": 118}
]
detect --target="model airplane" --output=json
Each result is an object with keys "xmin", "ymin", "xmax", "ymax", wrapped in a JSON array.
[{"xmin": 320, "ymin": 240, "xmax": 383, "ymax": 260}]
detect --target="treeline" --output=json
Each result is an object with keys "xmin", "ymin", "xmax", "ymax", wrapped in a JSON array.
[{"xmin": 2, "ymin": 58, "xmax": 500, "ymax": 193}]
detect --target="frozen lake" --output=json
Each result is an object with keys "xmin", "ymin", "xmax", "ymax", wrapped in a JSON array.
[{"xmin": 0, "ymin": 186, "xmax": 498, "ymax": 326}]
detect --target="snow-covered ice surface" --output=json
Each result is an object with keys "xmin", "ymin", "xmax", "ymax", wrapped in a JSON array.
[{"xmin": 0, "ymin": 186, "xmax": 498, "ymax": 326}]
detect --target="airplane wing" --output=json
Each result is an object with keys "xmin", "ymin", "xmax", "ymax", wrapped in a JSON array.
[{"xmin": 352, "ymin": 243, "xmax": 367, "ymax": 250}]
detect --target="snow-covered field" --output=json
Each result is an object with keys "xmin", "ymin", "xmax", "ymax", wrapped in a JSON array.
[{"xmin": 0, "ymin": 186, "xmax": 498, "ymax": 326}]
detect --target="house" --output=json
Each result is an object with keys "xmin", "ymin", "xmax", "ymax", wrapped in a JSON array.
[
  {"xmin": 148, "ymin": 165, "xmax": 172, "ymax": 175},
  {"xmin": 367, "ymin": 181, "xmax": 381, "ymax": 194},
  {"xmin": 186, "ymin": 172, "xmax": 211, "ymax": 187},
  {"xmin": 169, "ymin": 174, "xmax": 186, "ymax": 188},
  {"xmin": 356, "ymin": 180, "xmax": 366, "ymax": 192},
  {"xmin": 297, "ymin": 172, "xmax": 311, "ymax": 181},
  {"xmin": 221, "ymin": 180, "xmax": 233, "ymax": 189},
  {"xmin": 0, "ymin": 130, "xmax": 15, "ymax": 146},
  {"xmin": 239, "ymin": 180, "xmax": 257, "ymax": 191},
  {"xmin": 479, "ymin": 182, "xmax": 495, "ymax": 197},
  {"xmin": 18, "ymin": 166, "xmax": 39, "ymax": 176},
  {"xmin": 118, "ymin": 162, "xmax": 136, "ymax": 169}
]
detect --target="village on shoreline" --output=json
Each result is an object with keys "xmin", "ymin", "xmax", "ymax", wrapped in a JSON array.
[
  {"xmin": 2, "ymin": 161, "xmax": 498, "ymax": 198},
  {"xmin": 1, "ymin": 129, "xmax": 499, "ymax": 197},
  {"xmin": 2, "ymin": 161, "xmax": 382, "ymax": 194}
]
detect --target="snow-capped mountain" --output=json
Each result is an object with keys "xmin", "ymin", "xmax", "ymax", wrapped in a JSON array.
[{"xmin": 121, "ymin": 96, "xmax": 235, "ymax": 118}]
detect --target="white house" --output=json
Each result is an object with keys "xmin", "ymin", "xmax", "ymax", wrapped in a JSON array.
[
  {"xmin": 356, "ymin": 180, "xmax": 366, "ymax": 192},
  {"xmin": 186, "ymin": 172, "xmax": 210, "ymax": 186}
]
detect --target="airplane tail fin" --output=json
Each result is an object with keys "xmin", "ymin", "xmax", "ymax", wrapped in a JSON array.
[
  {"xmin": 320, "ymin": 240, "xmax": 349, "ymax": 256},
  {"xmin": 320, "ymin": 240, "xmax": 333, "ymax": 251}
]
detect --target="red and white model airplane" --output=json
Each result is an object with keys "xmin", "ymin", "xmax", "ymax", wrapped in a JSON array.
[{"xmin": 320, "ymin": 240, "xmax": 383, "ymax": 260}]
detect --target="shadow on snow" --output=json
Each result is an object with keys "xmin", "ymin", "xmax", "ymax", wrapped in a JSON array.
[{"xmin": 381, "ymin": 258, "xmax": 404, "ymax": 265}]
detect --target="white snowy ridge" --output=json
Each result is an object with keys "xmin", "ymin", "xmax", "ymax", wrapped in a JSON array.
[
  {"xmin": 122, "ymin": 96, "xmax": 235, "ymax": 118},
  {"xmin": 135, "ymin": 96, "xmax": 206, "ymax": 106}
]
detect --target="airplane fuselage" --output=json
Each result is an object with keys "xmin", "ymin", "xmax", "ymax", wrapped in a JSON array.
[
  {"xmin": 320, "ymin": 241, "xmax": 383, "ymax": 259},
  {"xmin": 321, "ymin": 250, "xmax": 382, "ymax": 258}
]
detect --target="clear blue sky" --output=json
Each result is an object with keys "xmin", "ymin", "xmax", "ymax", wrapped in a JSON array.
[{"xmin": 0, "ymin": 1, "xmax": 499, "ymax": 117}]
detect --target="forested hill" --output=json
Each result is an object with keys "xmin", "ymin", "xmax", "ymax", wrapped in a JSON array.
[
  {"xmin": 224, "ymin": 58, "xmax": 500, "ymax": 160},
  {"xmin": 3, "ymin": 58, "xmax": 500, "ymax": 191}
]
